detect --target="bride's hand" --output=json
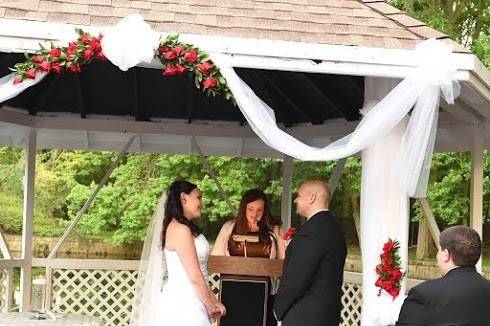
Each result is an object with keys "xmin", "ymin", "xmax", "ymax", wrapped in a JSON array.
[{"xmin": 208, "ymin": 302, "xmax": 226, "ymax": 320}]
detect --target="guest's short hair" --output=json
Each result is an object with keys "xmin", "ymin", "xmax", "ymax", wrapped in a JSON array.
[{"xmin": 439, "ymin": 226, "xmax": 481, "ymax": 266}]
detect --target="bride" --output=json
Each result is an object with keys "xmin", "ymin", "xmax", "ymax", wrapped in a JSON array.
[{"xmin": 131, "ymin": 180, "xmax": 226, "ymax": 326}]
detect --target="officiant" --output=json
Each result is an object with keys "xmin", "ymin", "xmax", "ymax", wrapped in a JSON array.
[{"xmin": 211, "ymin": 189, "xmax": 285, "ymax": 326}]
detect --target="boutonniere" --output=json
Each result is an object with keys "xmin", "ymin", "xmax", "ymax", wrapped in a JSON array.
[{"xmin": 283, "ymin": 226, "xmax": 296, "ymax": 245}]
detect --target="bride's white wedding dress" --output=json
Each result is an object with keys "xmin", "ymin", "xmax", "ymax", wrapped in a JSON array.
[{"xmin": 155, "ymin": 234, "xmax": 211, "ymax": 326}]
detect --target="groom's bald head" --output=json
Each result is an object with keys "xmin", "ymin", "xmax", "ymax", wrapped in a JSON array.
[{"xmin": 294, "ymin": 180, "xmax": 332, "ymax": 217}]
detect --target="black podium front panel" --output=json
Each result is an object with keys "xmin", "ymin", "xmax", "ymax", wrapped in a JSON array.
[{"xmin": 218, "ymin": 275, "xmax": 269, "ymax": 326}]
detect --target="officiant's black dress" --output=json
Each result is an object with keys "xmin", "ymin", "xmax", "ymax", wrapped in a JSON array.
[{"xmin": 218, "ymin": 224, "xmax": 275, "ymax": 326}]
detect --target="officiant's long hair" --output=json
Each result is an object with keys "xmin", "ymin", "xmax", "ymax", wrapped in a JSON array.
[
  {"xmin": 235, "ymin": 188, "xmax": 273, "ymax": 234},
  {"xmin": 161, "ymin": 180, "xmax": 203, "ymax": 247}
]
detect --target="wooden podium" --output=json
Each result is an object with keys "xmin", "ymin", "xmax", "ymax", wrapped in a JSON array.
[{"xmin": 208, "ymin": 256, "xmax": 283, "ymax": 326}]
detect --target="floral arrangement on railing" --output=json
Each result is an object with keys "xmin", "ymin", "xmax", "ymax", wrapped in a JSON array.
[
  {"xmin": 157, "ymin": 35, "xmax": 234, "ymax": 103},
  {"xmin": 10, "ymin": 29, "xmax": 235, "ymax": 104},
  {"xmin": 10, "ymin": 29, "xmax": 106, "ymax": 85},
  {"xmin": 375, "ymin": 238, "xmax": 404, "ymax": 299}
]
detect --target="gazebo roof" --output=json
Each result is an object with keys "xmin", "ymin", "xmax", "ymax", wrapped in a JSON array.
[
  {"xmin": 0, "ymin": 1, "xmax": 489, "ymax": 158},
  {"xmin": 0, "ymin": 0, "xmax": 469, "ymax": 52}
]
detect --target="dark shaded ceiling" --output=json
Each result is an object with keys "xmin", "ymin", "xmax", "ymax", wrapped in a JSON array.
[{"xmin": 0, "ymin": 53, "xmax": 363, "ymax": 127}]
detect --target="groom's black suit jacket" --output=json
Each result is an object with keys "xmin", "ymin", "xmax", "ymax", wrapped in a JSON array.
[
  {"xmin": 396, "ymin": 266, "xmax": 490, "ymax": 326},
  {"xmin": 274, "ymin": 211, "xmax": 347, "ymax": 326}
]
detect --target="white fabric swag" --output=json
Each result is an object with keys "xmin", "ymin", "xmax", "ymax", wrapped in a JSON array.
[{"xmin": 0, "ymin": 15, "xmax": 460, "ymax": 198}]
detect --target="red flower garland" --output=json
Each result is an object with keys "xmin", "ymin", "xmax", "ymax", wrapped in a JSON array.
[
  {"xmin": 11, "ymin": 31, "xmax": 235, "ymax": 104},
  {"xmin": 11, "ymin": 28, "xmax": 106, "ymax": 84},
  {"xmin": 156, "ymin": 35, "xmax": 234, "ymax": 104},
  {"xmin": 375, "ymin": 238, "xmax": 404, "ymax": 299}
]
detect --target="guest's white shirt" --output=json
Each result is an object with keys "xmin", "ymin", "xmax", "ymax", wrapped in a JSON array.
[
  {"xmin": 307, "ymin": 209, "xmax": 329, "ymax": 220},
  {"xmin": 444, "ymin": 265, "xmax": 460, "ymax": 276}
]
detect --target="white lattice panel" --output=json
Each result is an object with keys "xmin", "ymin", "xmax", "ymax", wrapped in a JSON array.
[
  {"xmin": 0, "ymin": 269, "xmax": 7, "ymax": 311},
  {"xmin": 340, "ymin": 282, "xmax": 362, "ymax": 326},
  {"xmin": 50, "ymin": 269, "xmax": 137, "ymax": 326}
]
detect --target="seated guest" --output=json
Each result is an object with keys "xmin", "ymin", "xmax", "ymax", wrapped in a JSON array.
[
  {"xmin": 211, "ymin": 188, "xmax": 285, "ymax": 326},
  {"xmin": 396, "ymin": 226, "xmax": 490, "ymax": 326}
]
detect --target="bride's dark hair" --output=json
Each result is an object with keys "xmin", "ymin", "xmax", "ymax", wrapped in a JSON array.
[{"xmin": 161, "ymin": 180, "xmax": 203, "ymax": 248}]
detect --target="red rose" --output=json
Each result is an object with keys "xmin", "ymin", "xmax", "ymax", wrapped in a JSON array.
[
  {"xmin": 38, "ymin": 61, "xmax": 51, "ymax": 73},
  {"xmin": 32, "ymin": 55, "xmax": 43, "ymax": 64},
  {"xmin": 388, "ymin": 287, "xmax": 400, "ymax": 298},
  {"xmin": 81, "ymin": 34, "xmax": 90, "ymax": 44},
  {"xmin": 162, "ymin": 66, "xmax": 179, "ymax": 76},
  {"xmin": 385, "ymin": 258, "xmax": 394, "ymax": 267},
  {"xmin": 13, "ymin": 77, "xmax": 23, "ymax": 85},
  {"xmin": 375, "ymin": 264, "xmax": 383, "ymax": 274},
  {"xmin": 51, "ymin": 62, "xmax": 62, "ymax": 74},
  {"xmin": 96, "ymin": 52, "xmax": 106, "ymax": 61},
  {"xmin": 174, "ymin": 46, "xmax": 185, "ymax": 56},
  {"xmin": 375, "ymin": 277, "xmax": 383, "ymax": 287},
  {"xmin": 89, "ymin": 39, "xmax": 101, "ymax": 52},
  {"xmin": 67, "ymin": 42, "xmax": 78, "ymax": 56},
  {"xmin": 26, "ymin": 68, "xmax": 37, "ymax": 79},
  {"xmin": 203, "ymin": 76, "xmax": 217, "ymax": 89},
  {"xmin": 391, "ymin": 268, "xmax": 402, "ymax": 279},
  {"xmin": 382, "ymin": 280, "xmax": 394, "ymax": 290},
  {"xmin": 197, "ymin": 61, "xmax": 213, "ymax": 74},
  {"xmin": 383, "ymin": 241, "xmax": 395, "ymax": 252},
  {"xmin": 159, "ymin": 45, "xmax": 170, "ymax": 53},
  {"xmin": 163, "ymin": 50, "xmax": 178, "ymax": 60},
  {"xmin": 380, "ymin": 252, "xmax": 389, "ymax": 260},
  {"xmin": 184, "ymin": 50, "xmax": 197, "ymax": 62},
  {"xmin": 382, "ymin": 264, "xmax": 393, "ymax": 273},
  {"xmin": 283, "ymin": 226, "xmax": 296, "ymax": 241},
  {"xmin": 49, "ymin": 48, "xmax": 61, "ymax": 57},
  {"xmin": 176, "ymin": 65, "xmax": 186, "ymax": 75},
  {"xmin": 82, "ymin": 49, "xmax": 93, "ymax": 60},
  {"xmin": 68, "ymin": 64, "xmax": 81, "ymax": 73}
]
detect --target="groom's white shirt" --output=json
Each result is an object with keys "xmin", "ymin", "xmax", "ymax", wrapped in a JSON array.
[{"xmin": 307, "ymin": 209, "xmax": 329, "ymax": 220}]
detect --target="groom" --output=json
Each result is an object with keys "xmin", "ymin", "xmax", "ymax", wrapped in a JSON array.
[{"xmin": 274, "ymin": 180, "xmax": 347, "ymax": 326}]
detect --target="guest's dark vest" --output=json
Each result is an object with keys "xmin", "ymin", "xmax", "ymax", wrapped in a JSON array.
[{"xmin": 228, "ymin": 223, "xmax": 272, "ymax": 258}]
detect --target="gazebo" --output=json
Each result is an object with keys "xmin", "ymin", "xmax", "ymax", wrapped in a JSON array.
[{"xmin": 0, "ymin": 1, "xmax": 489, "ymax": 326}]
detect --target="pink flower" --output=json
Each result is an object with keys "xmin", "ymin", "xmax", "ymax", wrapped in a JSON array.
[
  {"xmin": 67, "ymin": 42, "xmax": 78, "ymax": 57},
  {"xmin": 26, "ymin": 68, "xmax": 37, "ymax": 79},
  {"xmin": 176, "ymin": 65, "xmax": 186, "ymax": 75},
  {"xmin": 31, "ymin": 55, "xmax": 43, "ymax": 64},
  {"xmin": 13, "ymin": 77, "xmax": 23, "ymax": 85},
  {"xmin": 197, "ymin": 61, "xmax": 213, "ymax": 74},
  {"xmin": 82, "ymin": 49, "xmax": 93, "ymax": 60},
  {"xmin": 49, "ymin": 48, "xmax": 61, "ymax": 58},
  {"xmin": 96, "ymin": 52, "xmax": 106, "ymax": 61},
  {"xmin": 67, "ymin": 64, "xmax": 81, "ymax": 73},
  {"xmin": 81, "ymin": 34, "xmax": 90, "ymax": 44},
  {"xmin": 163, "ymin": 50, "xmax": 178, "ymax": 61},
  {"xmin": 89, "ymin": 39, "xmax": 101, "ymax": 52},
  {"xmin": 184, "ymin": 50, "xmax": 197, "ymax": 62},
  {"xmin": 38, "ymin": 61, "xmax": 51, "ymax": 73},
  {"xmin": 51, "ymin": 62, "xmax": 62, "ymax": 74},
  {"xmin": 174, "ymin": 46, "xmax": 185, "ymax": 56},
  {"xmin": 162, "ymin": 66, "xmax": 179, "ymax": 76},
  {"xmin": 203, "ymin": 76, "xmax": 217, "ymax": 89}
]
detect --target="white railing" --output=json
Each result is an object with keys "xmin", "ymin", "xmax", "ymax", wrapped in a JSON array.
[{"xmin": 0, "ymin": 259, "xmax": 425, "ymax": 326}]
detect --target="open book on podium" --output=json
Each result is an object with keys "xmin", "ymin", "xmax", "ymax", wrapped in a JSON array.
[{"xmin": 208, "ymin": 256, "xmax": 284, "ymax": 326}]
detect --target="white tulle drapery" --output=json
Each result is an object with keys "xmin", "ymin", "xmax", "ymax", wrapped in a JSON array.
[
  {"xmin": 360, "ymin": 78, "xmax": 410, "ymax": 326},
  {"xmin": 101, "ymin": 15, "xmax": 160, "ymax": 71},
  {"xmin": 211, "ymin": 38, "xmax": 459, "ymax": 197},
  {"xmin": 130, "ymin": 193, "xmax": 167, "ymax": 326}
]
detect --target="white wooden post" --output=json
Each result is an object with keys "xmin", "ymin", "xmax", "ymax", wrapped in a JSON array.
[
  {"xmin": 281, "ymin": 155, "xmax": 293, "ymax": 230},
  {"xmin": 470, "ymin": 127, "xmax": 484, "ymax": 273},
  {"xmin": 20, "ymin": 128, "xmax": 36, "ymax": 311}
]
